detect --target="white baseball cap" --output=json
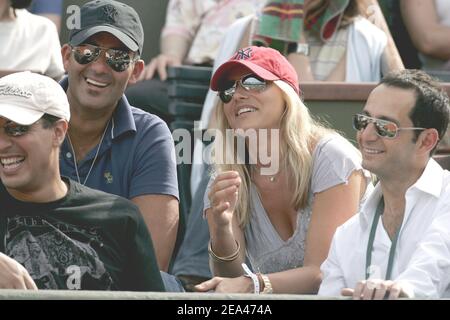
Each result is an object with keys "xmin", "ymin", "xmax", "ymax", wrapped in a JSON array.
[{"xmin": 0, "ymin": 71, "xmax": 70, "ymax": 125}]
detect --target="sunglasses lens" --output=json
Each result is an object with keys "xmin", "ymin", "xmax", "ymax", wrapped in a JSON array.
[
  {"xmin": 4, "ymin": 124, "xmax": 30, "ymax": 137},
  {"xmin": 73, "ymin": 45, "xmax": 99, "ymax": 64},
  {"xmin": 241, "ymin": 75, "xmax": 266, "ymax": 91},
  {"xmin": 218, "ymin": 74, "xmax": 266, "ymax": 103},
  {"xmin": 73, "ymin": 45, "xmax": 133, "ymax": 72},
  {"xmin": 376, "ymin": 121, "xmax": 397, "ymax": 138},
  {"xmin": 353, "ymin": 114, "xmax": 399, "ymax": 138},
  {"xmin": 219, "ymin": 87, "xmax": 235, "ymax": 103},
  {"xmin": 105, "ymin": 49, "xmax": 132, "ymax": 72},
  {"xmin": 353, "ymin": 114, "xmax": 367, "ymax": 131}
]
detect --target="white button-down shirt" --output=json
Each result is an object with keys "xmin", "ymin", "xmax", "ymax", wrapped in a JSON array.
[{"xmin": 319, "ymin": 159, "xmax": 450, "ymax": 298}]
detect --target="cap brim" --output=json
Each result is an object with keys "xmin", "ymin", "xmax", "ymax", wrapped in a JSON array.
[
  {"xmin": 210, "ymin": 60, "xmax": 279, "ymax": 91},
  {"xmin": 0, "ymin": 104, "xmax": 45, "ymax": 125},
  {"xmin": 70, "ymin": 25, "xmax": 139, "ymax": 52}
]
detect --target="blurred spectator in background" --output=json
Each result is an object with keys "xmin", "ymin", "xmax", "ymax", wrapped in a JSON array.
[
  {"xmin": 400, "ymin": 0, "xmax": 450, "ymax": 78},
  {"xmin": 378, "ymin": 0, "xmax": 422, "ymax": 69},
  {"xmin": 263, "ymin": 0, "xmax": 404, "ymax": 82},
  {"xmin": 398, "ymin": 0, "xmax": 450, "ymax": 150},
  {"xmin": 0, "ymin": 0, "xmax": 64, "ymax": 80},
  {"xmin": 29, "ymin": 0, "xmax": 63, "ymax": 33},
  {"xmin": 359, "ymin": 0, "xmax": 405, "ymax": 74},
  {"xmin": 125, "ymin": 0, "xmax": 267, "ymax": 124}
]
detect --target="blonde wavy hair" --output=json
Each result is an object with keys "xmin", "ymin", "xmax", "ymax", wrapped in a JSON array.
[{"xmin": 212, "ymin": 80, "xmax": 335, "ymax": 227}]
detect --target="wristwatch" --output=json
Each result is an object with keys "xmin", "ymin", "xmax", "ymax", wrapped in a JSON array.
[
  {"xmin": 295, "ymin": 43, "xmax": 310, "ymax": 56},
  {"xmin": 258, "ymin": 273, "xmax": 273, "ymax": 294}
]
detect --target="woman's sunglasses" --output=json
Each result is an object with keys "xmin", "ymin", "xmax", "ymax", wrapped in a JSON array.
[
  {"xmin": 352, "ymin": 114, "xmax": 425, "ymax": 139},
  {"xmin": 71, "ymin": 44, "xmax": 137, "ymax": 72},
  {"xmin": 218, "ymin": 74, "xmax": 268, "ymax": 103}
]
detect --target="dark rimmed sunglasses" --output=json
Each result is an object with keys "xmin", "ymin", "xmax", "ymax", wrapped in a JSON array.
[
  {"xmin": 352, "ymin": 114, "xmax": 426, "ymax": 139},
  {"xmin": 218, "ymin": 74, "xmax": 268, "ymax": 103},
  {"xmin": 2, "ymin": 122, "xmax": 34, "ymax": 137},
  {"xmin": 71, "ymin": 44, "xmax": 137, "ymax": 72}
]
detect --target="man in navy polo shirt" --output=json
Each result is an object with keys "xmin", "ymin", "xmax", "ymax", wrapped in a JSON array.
[{"xmin": 59, "ymin": 0, "xmax": 179, "ymax": 272}]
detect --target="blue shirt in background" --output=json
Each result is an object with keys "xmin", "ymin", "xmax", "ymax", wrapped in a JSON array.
[{"xmin": 30, "ymin": 0, "xmax": 63, "ymax": 15}]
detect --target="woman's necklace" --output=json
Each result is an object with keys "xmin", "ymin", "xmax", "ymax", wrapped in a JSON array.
[
  {"xmin": 67, "ymin": 120, "xmax": 110, "ymax": 186},
  {"xmin": 252, "ymin": 165, "xmax": 279, "ymax": 183}
]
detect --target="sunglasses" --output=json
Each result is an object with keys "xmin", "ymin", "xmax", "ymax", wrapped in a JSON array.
[
  {"xmin": 71, "ymin": 44, "xmax": 137, "ymax": 72},
  {"xmin": 2, "ymin": 122, "xmax": 33, "ymax": 137},
  {"xmin": 352, "ymin": 114, "xmax": 426, "ymax": 138},
  {"xmin": 218, "ymin": 74, "xmax": 268, "ymax": 103}
]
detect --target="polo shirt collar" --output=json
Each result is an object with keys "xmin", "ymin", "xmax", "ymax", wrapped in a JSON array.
[{"xmin": 110, "ymin": 95, "xmax": 136, "ymax": 139}]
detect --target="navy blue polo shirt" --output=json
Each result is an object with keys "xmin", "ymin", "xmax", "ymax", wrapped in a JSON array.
[{"xmin": 59, "ymin": 78, "xmax": 179, "ymax": 201}]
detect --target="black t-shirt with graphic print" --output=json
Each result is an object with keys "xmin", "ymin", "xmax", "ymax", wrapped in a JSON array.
[{"xmin": 0, "ymin": 178, "xmax": 165, "ymax": 292}]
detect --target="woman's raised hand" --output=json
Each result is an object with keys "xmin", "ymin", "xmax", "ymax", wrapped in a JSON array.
[{"xmin": 207, "ymin": 171, "xmax": 241, "ymax": 227}]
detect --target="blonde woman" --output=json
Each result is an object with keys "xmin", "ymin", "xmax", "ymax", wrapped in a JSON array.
[{"xmin": 195, "ymin": 46, "xmax": 372, "ymax": 294}]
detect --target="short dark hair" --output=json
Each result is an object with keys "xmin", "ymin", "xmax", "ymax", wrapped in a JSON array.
[
  {"xmin": 10, "ymin": 0, "xmax": 33, "ymax": 9},
  {"xmin": 380, "ymin": 69, "xmax": 450, "ymax": 153},
  {"xmin": 41, "ymin": 114, "xmax": 61, "ymax": 129}
]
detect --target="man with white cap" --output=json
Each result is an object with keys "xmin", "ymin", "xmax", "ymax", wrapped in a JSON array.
[
  {"xmin": 59, "ymin": 0, "xmax": 179, "ymax": 272},
  {"xmin": 0, "ymin": 71, "xmax": 164, "ymax": 291}
]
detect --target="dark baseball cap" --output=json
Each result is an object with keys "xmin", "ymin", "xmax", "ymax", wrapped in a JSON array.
[{"xmin": 69, "ymin": 0, "xmax": 144, "ymax": 54}]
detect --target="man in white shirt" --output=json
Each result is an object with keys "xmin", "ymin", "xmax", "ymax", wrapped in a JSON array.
[{"xmin": 318, "ymin": 69, "xmax": 450, "ymax": 299}]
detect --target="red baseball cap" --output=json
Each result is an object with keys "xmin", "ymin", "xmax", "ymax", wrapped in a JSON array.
[{"xmin": 210, "ymin": 46, "xmax": 300, "ymax": 95}]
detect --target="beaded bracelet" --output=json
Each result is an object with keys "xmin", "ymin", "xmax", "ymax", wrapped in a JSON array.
[{"xmin": 208, "ymin": 239, "xmax": 240, "ymax": 262}]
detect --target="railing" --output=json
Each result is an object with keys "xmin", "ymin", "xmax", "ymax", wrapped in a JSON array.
[
  {"xmin": 0, "ymin": 289, "xmax": 343, "ymax": 300},
  {"xmin": 301, "ymin": 82, "xmax": 450, "ymax": 100}
]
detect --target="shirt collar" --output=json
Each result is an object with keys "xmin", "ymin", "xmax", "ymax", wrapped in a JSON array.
[
  {"xmin": 59, "ymin": 76, "xmax": 136, "ymax": 140},
  {"xmin": 358, "ymin": 158, "xmax": 444, "ymax": 229},
  {"xmin": 110, "ymin": 95, "xmax": 136, "ymax": 139},
  {"xmin": 359, "ymin": 184, "xmax": 383, "ymax": 229},
  {"xmin": 409, "ymin": 158, "xmax": 443, "ymax": 198}
]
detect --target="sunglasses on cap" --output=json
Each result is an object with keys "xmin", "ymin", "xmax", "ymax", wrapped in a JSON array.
[
  {"xmin": 218, "ymin": 74, "xmax": 268, "ymax": 103},
  {"xmin": 71, "ymin": 44, "xmax": 137, "ymax": 72},
  {"xmin": 352, "ymin": 114, "xmax": 426, "ymax": 139}
]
